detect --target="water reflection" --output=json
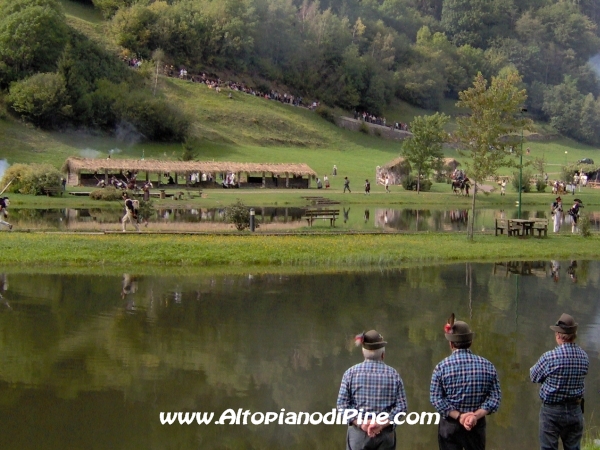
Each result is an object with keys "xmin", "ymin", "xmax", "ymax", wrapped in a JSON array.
[
  {"xmin": 0, "ymin": 263, "xmax": 597, "ymax": 449},
  {"xmin": 8, "ymin": 207, "xmax": 600, "ymax": 232}
]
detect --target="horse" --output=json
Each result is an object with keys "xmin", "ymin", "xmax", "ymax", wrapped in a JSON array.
[{"xmin": 451, "ymin": 178, "xmax": 471, "ymax": 196}]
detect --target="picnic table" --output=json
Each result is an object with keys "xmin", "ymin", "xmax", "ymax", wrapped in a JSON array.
[{"xmin": 495, "ymin": 218, "xmax": 548, "ymax": 237}]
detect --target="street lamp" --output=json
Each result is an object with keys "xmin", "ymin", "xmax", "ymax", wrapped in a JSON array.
[{"xmin": 518, "ymin": 108, "xmax": 527, "ymax": 219}]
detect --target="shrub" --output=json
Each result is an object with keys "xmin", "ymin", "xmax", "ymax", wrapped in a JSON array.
[
  {"xmin": 402, "ymin": 176, "xmax": 432, "ymax": 191},
  {"xmin": 8, "ymin": 73, "xmax": 68, "ymax": 128},
  {"xmin": 0, "ymin": 163, "xmax": 61, "ymax": 195},
  {"xmin": 224, "ymin": 199, "xmax": 250, "ymax": 231},
  {"xmin": 536, "ymin": 179, "xmax": 547, "ymax": 192},
  {"xmin": 578, "ymin": 214, "xmax": 591, "ymax": 238},
  {"xmin": 90, "ymin": 186, "xmax": 126, "ymax": 201},
  {"xmin": 358, "ymin": 122, "xmax": 369, "ymax": 134},
  {"xmin": 315, "ymin": 105, "xmax": 335, "ymax": 124},
  {"xmin": 511, "ymin": 170, "xmax": 533, "ymax": 193}
]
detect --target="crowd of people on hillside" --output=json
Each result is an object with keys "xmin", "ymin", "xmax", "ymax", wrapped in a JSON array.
[{"xmin": 353, "ymin": 110, "xmax": 409, "ymax": 132}]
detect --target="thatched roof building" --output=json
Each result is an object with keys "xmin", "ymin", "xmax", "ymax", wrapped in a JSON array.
[{"xmin": 63, "ymin": 157, "xmax": 317, "ymax": 188}]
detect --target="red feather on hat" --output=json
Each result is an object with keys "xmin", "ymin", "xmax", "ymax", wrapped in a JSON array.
[
  {"xmin": 355, "ymin": 332, "xmax": 365, "ymax": 347},
  {"xmin": 444, "ymin": 313, "xmax": 455, "ymax": 334}
]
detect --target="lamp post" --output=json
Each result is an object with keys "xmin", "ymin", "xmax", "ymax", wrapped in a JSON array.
[{"xmin": 518, "ymin": 109, "xmax": 527, "ymax": 219}]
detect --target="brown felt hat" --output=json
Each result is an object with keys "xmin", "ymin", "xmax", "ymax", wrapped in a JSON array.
[
  {"xmin": 445, "ymin": 321, "xmax": 475, "ymax": 343},
  {"xmin": 550, "ymin": 313, "xmax": 578, "ymax": 334},
  {"xmin": 362, "ymin": 330, "xmax": 387, "ymax": 350}
]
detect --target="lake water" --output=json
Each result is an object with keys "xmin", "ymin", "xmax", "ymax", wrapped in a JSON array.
[
  {"xmin": 0, "ymin": 263, "xmax": 597, "ymax": 449},
  {"xmin": 9, "ymin": 207, "xmax": 600, "ymax": 232}
]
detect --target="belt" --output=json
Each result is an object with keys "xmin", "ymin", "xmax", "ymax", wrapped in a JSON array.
[{"xmin": 543, "ymin": 398, "xmax": 582, "ymax": 406}]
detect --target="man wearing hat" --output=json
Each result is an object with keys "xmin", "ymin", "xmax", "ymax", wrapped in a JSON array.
[
  {"xmin": 530, "ymin": 313, "xmax": 589, "ymax": 450},
  {"xmin": 430, "ymin": 317, "xmax": 501, "ymax": 450},
  {"xmin": 568, "ymin": 199, "xmax": 584, "ymax": 234},
  {"xmin": 551, "ymin": 196, "xmax": 563, "ymax": 233},
  {"xmin": 0, "ymin": 197, "xmax": 12, "ymax": 230},
  {"xmin": 337, "ymin": 330, "xmax": 407, "ymax": 450}
]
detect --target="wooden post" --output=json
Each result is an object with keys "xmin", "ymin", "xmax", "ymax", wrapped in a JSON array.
[
  {"xmin": 285, "ymin": 172, "xmax": 289, "ymax": 188},
  {"xmin": 104, "ymin": 169, "xmax": 108, "ymax": 184},
  {"xmin": 237, "ymin": 172, "xmax": 241, "ymax": 186},
  {"xmin": 307, "ymin": 175, "xmax": 311, "ymax": 188},
  {"xmin": 262, "ymin": 172, "xmax": 266, "ymax": 188},
  {"xmin": 145, "ymin": 172, "xmax": 149, "ymax": 182},
  {"xmin": 175, "ymin": 173, "xmax": 178, "ymax": 185},
  {"xmin": 157, "ymin": 172, "xmax": 160, "ymax": 188}
]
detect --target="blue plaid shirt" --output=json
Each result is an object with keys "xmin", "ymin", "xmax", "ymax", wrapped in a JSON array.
[
  {"xmin": 430, "ymin": 349, "xmax": 501, "ymax": 418},
  {"xmin": 337, "ymin": 359, "xmax": 407, "ymax": 422},
  {"xmin": 530, "ymin": 343, "xmax": 589, "ymax": 404}
]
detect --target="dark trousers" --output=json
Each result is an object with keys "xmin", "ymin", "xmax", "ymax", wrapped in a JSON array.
[
  {"xmin": 539, "ymin": 403, "xmax": 584, "ymax": 450},
  {"xmin": 438, "ymin": 417, "xmax": 486, "ymax": 450},
  {"xmin": 346, "ymin": 425, "xmax": 395, "ymax": 450}
]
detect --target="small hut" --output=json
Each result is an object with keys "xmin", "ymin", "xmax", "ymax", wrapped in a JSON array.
[
  {"xmin": 62, "ymin": 158, "xmax": 317, "ymax": 188},
  {"xmin": 375, "ymin": 157, "xmax": 410, "ymax": 185}
]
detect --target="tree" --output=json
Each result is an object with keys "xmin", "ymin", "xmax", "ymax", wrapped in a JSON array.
[
  {"xmin": 454, "ymin": 71, "xmax": 530, "ymax": 240},
  {"xmin": 402, "ymin": 112, "xmax": 449, "ymax": 193},
  {"xmin": 179, "ymin": 138, "xmax": 198, "ymax": 161},
  {"xmin": 8, "ymin": 72, "xmax": 68, "ymax": 127}
]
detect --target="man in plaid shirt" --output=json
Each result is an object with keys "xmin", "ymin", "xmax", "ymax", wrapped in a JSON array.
[
  {"xmin": 530, "ymin": 313, "xmax": 589, "ymax": 450},
  {"xmin": 337, "ymin": 330, "xmax": 407, "ymax": 450},
  {"xmin": 430, "ymin": 318, "xmax": 501, "ymax": 450}
]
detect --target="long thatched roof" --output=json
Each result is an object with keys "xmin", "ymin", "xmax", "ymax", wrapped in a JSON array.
[{"xmin": 63, "ymin": 157, "xmax": 317, "ymax": 177}]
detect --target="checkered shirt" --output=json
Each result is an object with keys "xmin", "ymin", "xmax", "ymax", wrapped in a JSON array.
[
  {"xmin": 530, "ymin": 343, "xmax": 589, "ymax": 404},
  {"xmin": 430, "ymin": 349, "xmax": 501, "ymax": 418},
  {"xmin": 337, "ymin": 359, "xmax": 407, "ymax": 423}
]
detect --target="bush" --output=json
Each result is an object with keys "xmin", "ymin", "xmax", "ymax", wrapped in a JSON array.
[
  {"xmin": 315, "ymin": 105, "xmax": 335, "ymax": 124},
  {"xmin": 8, "ymin": 73, "xmax": 68, "ymax": 127},
  {"xmin": 224, "ymin": 199, "xmax": 250, "ymax": 231},
  {"xmin": 511, "ymin": 170, "xmax": 533, "ymax": 193},
  {"xmin": 0, "ymin": 163, "xmax": 61, "ymax": 195},
  {"xmin": 536, "ymin": 179, "xmax": 547, "ymax": 192},
  {"xmin": 402, "ymin": 176, "xmax": 432, "ymax": 191},
  {"xmin": 358, "ymin": 122, "xmax": 369, "ymax": 134},
  {"xmin": 579, "ymin": 214, "xmax": 591, "ymax": 238},
  {"xmin": 90, "ymin": 186, "xmax": 127, "ymax": 201}
]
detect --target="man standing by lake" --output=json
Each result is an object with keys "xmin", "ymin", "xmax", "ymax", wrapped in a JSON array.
[
  {"xmin": 337, "ymin": 330, "xmax": 407, "ymax": 450},
  {"xmin": 530, "ymin": 313, "xmax": 588, "ymax": 450},
  {"xmin": 430, "ymin": 317, "xmax": 501, "ymax": 450}
]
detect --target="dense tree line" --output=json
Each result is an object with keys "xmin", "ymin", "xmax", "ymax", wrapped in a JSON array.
[
  {"xmin": 75, "ymin": 0, "xmax": 600, "ymax": 143},
  {"xmin": 0, "ymin": 0, "xmax": 189, "ymax": 141},
  {"xmin": 3, "ymin": 0, "xmax": 600, "ymax": 144}
]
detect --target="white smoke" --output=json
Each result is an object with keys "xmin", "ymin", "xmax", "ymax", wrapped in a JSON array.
[
  {"xmin": 0, "ymin": 159, "xmax": 9, "ymax": 180},
  {"xmin": 79, "ymin": 148, "xmax": 102, "ymax": 159},
  {"xmin": 116, "ymin": 121, "xmax": 144, "ymax": 144},
  {"xmin": 589, "ymin": 53, "xmax": 600, "ymax": 77}
]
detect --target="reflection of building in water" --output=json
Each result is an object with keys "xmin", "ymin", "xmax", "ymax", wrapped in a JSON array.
[{"xmin": 374, "ymin": 209, "xmax": 402, "ymax": 228}]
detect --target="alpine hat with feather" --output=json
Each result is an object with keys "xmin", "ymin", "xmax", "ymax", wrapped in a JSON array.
[{"xmin": 444, "ymin": 313, "xmax": 474, "ymax": 343}]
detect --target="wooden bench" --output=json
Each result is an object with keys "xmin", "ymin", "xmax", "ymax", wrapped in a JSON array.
[
  {"xmin": 42, "ymin": 186, "xmax": 63, "ymax": 197},
  {"xmin": 531, "ymin": 218, "xmax": 548, "ymax": 237},
  {"xmin": 304, "ymin": 209, "xmax": 339, "ymax": 226},
  {"xmin": 495, "ymin": 219, "xmax": 520, "ymax": 236}
]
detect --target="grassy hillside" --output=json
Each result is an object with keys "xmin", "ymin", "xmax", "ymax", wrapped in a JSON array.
[{"xmin": 0, "ymin": 0, "xmax": 598, "ymax": 188}]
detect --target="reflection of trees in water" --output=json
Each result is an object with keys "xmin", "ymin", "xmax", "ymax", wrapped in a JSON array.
[{"xmin": 0, "ymin": 266, "xmax": 598, "ymax": 448}]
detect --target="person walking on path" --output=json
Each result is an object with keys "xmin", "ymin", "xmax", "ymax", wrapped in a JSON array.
[
  {"xmin": 121, "ymin": 193, "xmax": 140, "ymax": 232},
  {"xmin": 333, "ymin": 165, "xmax": 337, "ymax": 176},
  {"xmin": 343, "ymin": 176, "xmax": 351, "ymax": 193},
  {"xmin": 551, "ymin": 197, "xmax": 562, "ymax": 233},
  {"xmin": 324, "ymin": 175, "xmax": 330, "ymax": 188},
  {"xmin": 530, "ymin": 313, "xmax": 588, "ymax": 450},
  {"xmin": 385, "ymin": 175, "xmax": 390, "ymax": 193},
  {"xmin": 500, "ymin": 179, "xmax": 506, "ymax": 196},
  {"xmin": 337, "ymin": 330, "xmax": 407, "ymax": 450},
  {"xmin": 0, "ymin": 197, "xmax": 12, "ymax": 230},
  {"xmin": 430, "ymin": 314, "xmax": 501, "ymax": 450},
  {"xmin": 364, "ymin": 179, "xmax": 370, "ymax": 195}
]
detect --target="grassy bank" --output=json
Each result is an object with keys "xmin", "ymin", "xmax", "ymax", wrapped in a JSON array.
[{"xmin": 2, "ymin": 233, "xmax": 599, "ymax": 268}]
